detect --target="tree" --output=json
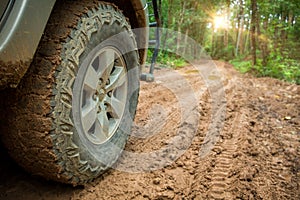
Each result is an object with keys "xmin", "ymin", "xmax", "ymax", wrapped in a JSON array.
[{"xmin": 250, "ymin": 0, "xmax": 258, "ymax": 65}]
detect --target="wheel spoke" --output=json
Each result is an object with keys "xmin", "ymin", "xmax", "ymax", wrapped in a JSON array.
[
  {"xmin": 81, "ymin": 103, "xmax": 97, "ymax": 132},
  {"xmin": 105, "ymin": 95, "xmax": 125, "ymax": 119},
  {"xmin": 93, "ymin": 120, "xmax": 108, "ymax": 140},
  {"xmin": 84, "ymin": 66, "xmax": 98, "ymax": 91},
  {"xmin": 98, "ymin": 109, "xmax": 110, "ymax": 137},
  {"xmin": 98, "ymin": 49, "xmax": 115, "ymax": 84},
  {"xmin": 105, "ymin": 66, "xmax": 126, "ymax": 92}
]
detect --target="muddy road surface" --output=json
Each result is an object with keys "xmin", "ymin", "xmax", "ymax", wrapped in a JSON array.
[{"xmin": 0, "ymin": 61, "xmax": 299, "ymax": 199}]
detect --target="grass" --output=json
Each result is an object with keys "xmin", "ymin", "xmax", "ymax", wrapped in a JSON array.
[
  {"xmin": 147, "ymin": 49, "xmax": 187, "ymax": 69},
  {"xmin": 230, "ymin": 57, "xmax": 300, "ymax": 85}
]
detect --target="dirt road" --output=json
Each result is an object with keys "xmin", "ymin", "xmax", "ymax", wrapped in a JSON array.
[{"xmin": 0, "ymin": 61, "xmax": 299, "ymax": 199}]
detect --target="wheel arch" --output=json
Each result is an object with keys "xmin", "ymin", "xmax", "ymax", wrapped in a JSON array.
[
  {"xmin": 105, "ymin": 0, "xmax": 149, "ymax": 65},
  {"xmin": 0, "ymin": 0, "xmax": 148, "ymax": 89}
]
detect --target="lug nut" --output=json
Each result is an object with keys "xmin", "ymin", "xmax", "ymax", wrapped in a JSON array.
[{"xmin": 92, "ymin": 93, "xmax": 98, "ymax": 101}]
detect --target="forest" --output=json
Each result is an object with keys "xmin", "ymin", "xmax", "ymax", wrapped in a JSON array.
[{"xmin": 152, "ymin": 0, "xmax": 300, "ymax": 84}]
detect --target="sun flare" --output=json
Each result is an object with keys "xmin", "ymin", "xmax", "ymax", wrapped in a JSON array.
[{"xmin": 214, "ymin": 16, "xmax": 229, "ymax": 30}]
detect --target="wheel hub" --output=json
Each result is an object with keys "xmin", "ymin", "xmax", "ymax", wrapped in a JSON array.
[{"xmin": 78, "ymin": 46, "xmax": 128, "ymax": 144}]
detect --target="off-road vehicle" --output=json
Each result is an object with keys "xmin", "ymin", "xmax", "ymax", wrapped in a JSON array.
[{"xmin": 0, "ymin": 0, "xmax": 159, "ymax": 185}]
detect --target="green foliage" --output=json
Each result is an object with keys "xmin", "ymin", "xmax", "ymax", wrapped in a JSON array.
[
  {"xmin": 231, "ymin": 56, "xmax": 300, "ymax": 84},
  {"xmin": 147, "ymin": 49, "xmax": 187, "ymax": 69},
  {"xmin": 159, "ymin": 0, "xmax": 300, "ymax": 83},
  {"xmin": 230, "ymin": 58, "xmax": 253, "ymax": 74},
  {"xmin": 258, "ymin": 57, "xmax": 300, "ymax": 85}
]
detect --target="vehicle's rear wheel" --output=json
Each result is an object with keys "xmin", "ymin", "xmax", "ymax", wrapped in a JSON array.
[{"xmin": 0, "ymin": 1, "xmax": 140, "ymax": 185}]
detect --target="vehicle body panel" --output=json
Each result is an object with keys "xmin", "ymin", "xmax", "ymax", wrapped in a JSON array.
[
  {"xmin": 0, "ymin": 0, "xmax": 56, "ymax": 88},
  {"xmin": 0, "ymin": 0, "xmax": 148, "ymax": 88},
  {"xmin": 0, "ymin": 0, "xmax": 13, "ymax": 29}
]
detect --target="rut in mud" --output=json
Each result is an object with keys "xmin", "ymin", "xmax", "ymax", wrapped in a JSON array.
[{"xmin": 0, "ymin": 61, "xmax": 299, "ymax": 200}]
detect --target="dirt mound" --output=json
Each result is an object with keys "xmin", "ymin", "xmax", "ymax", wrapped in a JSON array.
[{"xmin": 0, "ymin": 61, "xmax": 299, "ymax": 199}]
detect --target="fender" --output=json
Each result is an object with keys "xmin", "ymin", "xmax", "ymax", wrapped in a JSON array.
[{"xmin": 0, "ymin": 0, "xmax": 148, "ymax": 88}]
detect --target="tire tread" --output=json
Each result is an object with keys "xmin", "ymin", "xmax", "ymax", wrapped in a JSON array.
[{"xmin": 1, "ymin": 0, "xmax": 139, "ymax": 185}]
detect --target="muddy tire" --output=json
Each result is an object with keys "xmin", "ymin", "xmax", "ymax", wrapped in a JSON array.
[{"xmin": 1, "ymin": 1, "xmax": 140, "ymax": 185}]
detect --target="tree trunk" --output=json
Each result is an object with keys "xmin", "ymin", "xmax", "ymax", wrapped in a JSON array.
[
  {"xmin": 250, "ymin": 0, "xmax": 257, "ymax": 65},
  {"xmin": 224, "ymin": 0, "xmax": 230, "ymax": 48},
  {"xmin": 281, "ymin": 9, "xmax": 288, "ymax": 49},
  {"xmin": 235, "ymin": 0, "xmax": 244, "ymax": 56},
  {"xmin": 183, "ymin": 29, "xmax": 189, "ymax": 56},
  {"xmin": 176, "ymin": 1, "xmax": 186, "ymax": 55},
  {"xmin": 211, "ymin": 24, "xmax": 215, "ymax": 57},
  {"xmin": 236, "ymin": 0, "xmax": 245, "ymax": 56},
  {"xmin": 256, "ymin": 10, "xmax": 261, "ymax": 51},
  {"xmin": 167, "ymin": 0, "xmax": 173, "ymax": 28},
  {"xmin": 261, "ymin": 16, "xmax": 269, "ymax": 66},
  {"xmin": 244, "ymin": 14, "xmax": 251, "ymax": 54}
]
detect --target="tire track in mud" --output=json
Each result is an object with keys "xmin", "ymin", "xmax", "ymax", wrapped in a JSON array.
[
  {"xmin": 206, "ymin": 111, "xmax": 245, "ymax": 199},
  {"xmin": 191, "ymin": 75, "xmax": 299, "ymax": 200},
  {"xmin": 190, "ymin": 73, "xmax": 248, "ymax": 199},
  {"xmin": 208, "ymin": 77, "xmax": 246, "ymax": 199},
  {"xmin": 1, "ymin": 63, "xmax": 299, "ymax": 199}
]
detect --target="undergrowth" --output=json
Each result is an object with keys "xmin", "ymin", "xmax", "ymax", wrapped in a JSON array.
[
  {"xmin": 147, "ymin": 49, "xmax": 187, "ymax": 69},
  {"xmin": 230, "ymin": 56, "xmax": 300, "ymax": 85}
]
